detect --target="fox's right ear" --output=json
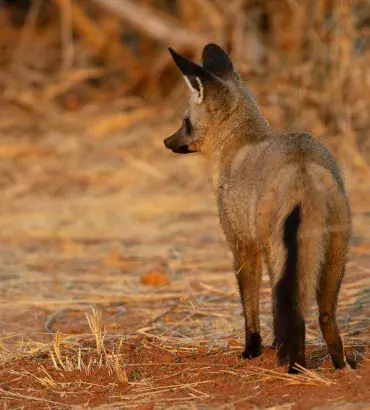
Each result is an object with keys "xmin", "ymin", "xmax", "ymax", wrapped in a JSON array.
[{"xmin": 168, "ymin": 47, "xmax": 212, "ymax": 104}]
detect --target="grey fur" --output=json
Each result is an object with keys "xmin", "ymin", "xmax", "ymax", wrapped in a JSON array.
[{"xmin": 165, "ymin": 43, "xmax": 353, "ymax": 372}]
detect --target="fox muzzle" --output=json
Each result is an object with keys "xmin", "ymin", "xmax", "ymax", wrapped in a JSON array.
[{"xmin": 164, "ymin": 128, "xmax": 194, "ymax": 154}]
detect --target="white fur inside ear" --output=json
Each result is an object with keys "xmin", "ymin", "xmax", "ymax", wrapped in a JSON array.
[
  {"xmin": 183, "ymin": 76, "xmax": 204, "ymax": 104},
  {"xmin": 195, "ymin": 77, "xmax": 204, "ymax": 104}
]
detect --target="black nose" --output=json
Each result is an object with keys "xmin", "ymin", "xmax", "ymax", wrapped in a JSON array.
[{"xmin": 164, "ymin": 136, "xmax": 171, "ymax": 147}]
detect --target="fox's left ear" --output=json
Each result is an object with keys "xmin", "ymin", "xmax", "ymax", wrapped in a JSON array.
[
  {"xmin": 201, "ymin": 43, "xmax": 234, "ymax": 79},
  {"xmin": 169, "ymin": 47, "xmax": 213, "ymax": 104}
]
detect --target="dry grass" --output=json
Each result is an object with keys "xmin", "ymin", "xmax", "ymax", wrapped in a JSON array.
[
  {"xmin": 0, "ymin": 0, "xmax": 369, "ymax": 172},
  {"xmin": 0, "ymin": 259, "xmax": 369, "ymax": 407},
  {"xmin": 3, "ymin": 303, "xmax": 359, "ymax": 408}
]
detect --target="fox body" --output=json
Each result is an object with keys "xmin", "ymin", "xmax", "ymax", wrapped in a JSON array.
[{"xmin": 164, "ymin": 44, "xmax": 353, "ymax": 373}]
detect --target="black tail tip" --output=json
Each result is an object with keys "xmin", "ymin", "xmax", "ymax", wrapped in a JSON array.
[
  {"xmin": 283, "ymin": 204, "xmax": 301, "ymax": 244},
  {"xmin": 274, "ymin": 203, "xmax": 305, "ymax": 372}
]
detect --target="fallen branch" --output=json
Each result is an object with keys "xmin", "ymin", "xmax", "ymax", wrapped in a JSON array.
[
  {"xmin": 53, "ymin": 0, "xmax": 143, "ymax": 76},
  {"xmin": 53, "ymin": 0, "xmax": 105, "ymax": 50},
  {"xmin": 91, "ymin": 0, "xmax": 211, "ymax": 50}
]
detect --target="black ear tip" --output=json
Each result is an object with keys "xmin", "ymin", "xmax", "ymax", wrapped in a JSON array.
[
  {"xmin": 204, "ymin": 43, "xmax": 222, "ymax": 50},
  {"xmin": 168, "ymin": 45, "xmax": 210, "ymax": 79},
  {"xmin": 202, "ymin": 43, "xmax": 225, "ymax": 54},
  {"xmin": 168, "ymin": 47, "xmax": 177, "ymax": 57}
]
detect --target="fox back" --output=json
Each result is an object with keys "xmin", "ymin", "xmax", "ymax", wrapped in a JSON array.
[{"xmin": 165, "ymin": 44, "xmax": 354, "ymax": 373}]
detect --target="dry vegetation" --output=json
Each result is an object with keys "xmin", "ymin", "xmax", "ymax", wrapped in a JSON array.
[
  {"xmin": 1, "ymin": 0, "xmax": 369, "ymax": 171},
  {"xmin": 0, "ymin": 0, "xmax": 370, "ymax": 409}
]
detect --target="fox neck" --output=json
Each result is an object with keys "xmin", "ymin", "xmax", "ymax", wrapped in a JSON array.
[{"xmin": 204, "ymin": 109, "xmax": 271, "ymax": 189}]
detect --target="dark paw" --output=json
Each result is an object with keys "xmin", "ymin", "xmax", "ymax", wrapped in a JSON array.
[
  {"xmin": 241, "ymin": 332, "xmax": 263, "ymax": 359},
  {"xmin": 288, "ymin": 366, "xmax": 300, "ymax": 374},
  {"xmin": 332, "ymin": 353, "xmax": 357, "ymax": 370},
  {"xmin": 242, "ymin": 346, "xmax": 263, "ymax": 359},
  {"xmin": 346, "ymin": 355, "xmax": 357, "ymax": 370},
  {"xmin": 287, "ymin": 357, "xmax": 307, "ymax": 374},
  {"xmin": 271, "ymin": 338, "xmax": 277, "ymax": 350}
]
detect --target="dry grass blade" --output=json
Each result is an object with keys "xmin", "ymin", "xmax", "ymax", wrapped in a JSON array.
[
  {"xmin": 49, "ymin": 348, "xmax": 60, "ymax": 371},
  {"xmin": 246, "ymin": 365, "xmax": 335, "ymax": 387},
  {"xmin": 0, "ymin": 387, "xmax": 68, "ymax": 406},
  {"xmin": 86, "ymin": 307, "xmax": 106, "ymax": 355},
  {"xmin": 114, "ymin": 354, "xmax": 129, "ymax": 385},
  {"xmin": 37, "ymin": 366, "xmax": 59, "ymax": 389},
  {"xmin": 292, "ymin": 363, "xmax": 335, "ymax": 386},
  {"xmin": 53, "ymin": 330, "xmax": 66, "ymax": 370}
]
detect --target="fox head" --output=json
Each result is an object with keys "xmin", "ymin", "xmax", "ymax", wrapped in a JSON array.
[{"xmin": 164, "ymin": 43, "xmax": 261, "ymax": 157}]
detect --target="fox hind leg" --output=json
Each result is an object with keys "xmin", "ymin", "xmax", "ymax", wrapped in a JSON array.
[
  {"xmin": 234, "ymin": 244, "xmax": 263, "ymax": 359},
  {"xmin": 317, "ymin": 223, "xmax": 355, "ymax": 369}
]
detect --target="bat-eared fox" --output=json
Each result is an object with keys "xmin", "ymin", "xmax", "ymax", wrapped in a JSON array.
[{"xmin": 164, "ymin": 43, "xmax": 355, "ymax": 373}]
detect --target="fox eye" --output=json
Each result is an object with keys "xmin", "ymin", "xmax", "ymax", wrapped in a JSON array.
[{"xmin": 183, "ymin": 117, "xmax": 192, "ymax": 134}]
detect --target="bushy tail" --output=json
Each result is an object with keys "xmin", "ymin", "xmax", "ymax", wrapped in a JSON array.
[
  {"xmin": 274, "ymin": 198, "xmax": 326, "ymax": 372},
  {"xmin": 274, "ymin": 205, "xmax": 305, "ymax": 372}
]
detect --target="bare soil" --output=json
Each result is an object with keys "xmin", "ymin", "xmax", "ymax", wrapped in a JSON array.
[{"xmin": 0, "ymin": 105, "xmax": 369, "ymax": 409}]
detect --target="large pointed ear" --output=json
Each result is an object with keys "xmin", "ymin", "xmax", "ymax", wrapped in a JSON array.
[
  {"xmin": 201, "ymin": 43, "xmax": 234, "ymax": 79},
  {"xmin": 169, "ymin": 47, "xmax": 214, "ymax": 104}
]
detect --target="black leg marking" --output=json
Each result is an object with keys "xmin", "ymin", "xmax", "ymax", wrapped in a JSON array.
[{"xmin": 242, "ymin": 332, "xmax": 263, "ymax": 359}]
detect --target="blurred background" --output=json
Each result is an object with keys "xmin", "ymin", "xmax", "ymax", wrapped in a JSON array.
[
  {"xmin": 0, "ymin": 0, "xmax": 369, "ymax": 173},
  {"xmin": 0, "ymin": 3, "xmax": 370, "ymax": 407},
  {"xmin": 1, "ymin": 0, "xmax": 370, "ymax": 326}
]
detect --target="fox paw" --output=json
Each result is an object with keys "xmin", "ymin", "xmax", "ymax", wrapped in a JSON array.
[
  {"xmin": 333, "ymin": 354, "xmax": 357, "ymax": 371},
  {"xmin": 241, "ymin": 332, "xmax": 263, "ymax": 359},
  {"xmin": 345, "ymin": 355, "xmax": 357, "ymax": 370}
]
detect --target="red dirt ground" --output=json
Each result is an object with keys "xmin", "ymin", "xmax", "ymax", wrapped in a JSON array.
[
  {"xmin": 1, "ymin": 340, "xmax": 370, "ymax": 409},
  {"xmin": 0, "ymin": 106, "xmax": 369, "ymax": 409}
]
